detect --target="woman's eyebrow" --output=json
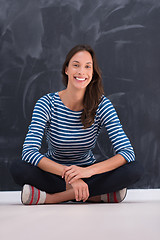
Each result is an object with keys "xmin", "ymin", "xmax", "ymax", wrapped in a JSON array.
[
  {"xmin": 72, "ymin": 60, "xmax": 92, "ymax": 64},
  {"xmin": 72, "ymin": 60, "xmax": 79, "ymax": 63}
]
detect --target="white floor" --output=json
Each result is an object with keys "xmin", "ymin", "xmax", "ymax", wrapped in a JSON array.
[{"xmin": 0, "ymin": 190, "xmax": 160, "ymax": 240}]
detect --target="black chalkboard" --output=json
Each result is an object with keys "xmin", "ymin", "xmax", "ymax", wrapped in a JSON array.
[{"xmin": 0, "ymin": 0, "xmax": 160, "ymax": 190}]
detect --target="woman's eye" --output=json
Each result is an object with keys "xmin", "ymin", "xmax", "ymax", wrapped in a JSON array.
[
  {"xmin": 74, "ymin": 64, "xmax": 79, "ymax": 67},
  {"xmin": 86, "ymin": 65, "xmax": 91, "ymax": 68}
]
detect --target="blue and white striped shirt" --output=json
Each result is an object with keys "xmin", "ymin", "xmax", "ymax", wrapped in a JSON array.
[{"xmin": 22, "ymin": 92, "xmax": 135, "ymax": 166}]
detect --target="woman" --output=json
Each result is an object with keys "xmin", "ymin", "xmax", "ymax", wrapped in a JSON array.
[{"xmin": 10, "ymin": 44, "xmax": 142, "ymax": 205}]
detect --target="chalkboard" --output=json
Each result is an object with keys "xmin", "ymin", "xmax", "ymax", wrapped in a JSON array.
[{"xmin": 0, "ymin": 0, "xmax": 160, "ymax": 190}]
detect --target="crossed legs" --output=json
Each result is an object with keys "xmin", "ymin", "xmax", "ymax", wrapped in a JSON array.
[{"xmin": 10, "ymin": 160, "xmax": 143, "ymax": 204}]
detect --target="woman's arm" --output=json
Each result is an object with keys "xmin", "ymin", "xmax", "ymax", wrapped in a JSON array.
[
  {"xmin": 86, "ymin": 154, "xmax": 127, "ymax": 176},
  {"xmin": 37, "ymin": 157, "xmax": 65, "ymax": 176},
  {"xmin": 63, "ymin": 154, "xmax": 127, "ymax": 184},
  {"xmin": 22, "ymin": 94, "xmax": 52, "ymax": 166},
  {"xmin": 99, "ymin": 97, "xmax": 135, "ymax": 163}
]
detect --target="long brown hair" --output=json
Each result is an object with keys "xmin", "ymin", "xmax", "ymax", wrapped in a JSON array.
[{"xmin": 62, "ymin": 44, "xmax": 104, "ymax": 129}]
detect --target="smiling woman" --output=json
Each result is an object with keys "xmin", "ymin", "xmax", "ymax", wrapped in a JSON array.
[
  {"xmin": 60, "ymin": 51, "xmax": 94, "ymax": 112},
  {"xmin": 61, "ymin": 45, "xmax": 104, "ymax": 128},
  {"xmin": 10, "ymin": 44, "xmax": 143, "ymax": 205},
  {"xmin": 66, "ymin": 52, "xmax": 93, "ymax": 87}
]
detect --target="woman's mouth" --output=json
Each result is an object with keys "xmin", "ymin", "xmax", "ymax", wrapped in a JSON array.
[{"xmin": 74, "ymin": 77, "xmax": 87, "ymax": 82}]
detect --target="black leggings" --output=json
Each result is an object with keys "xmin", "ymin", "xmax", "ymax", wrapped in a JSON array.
[{"xmin": 10, "ymin": 160, "xmax": 143, "ymax": 197}]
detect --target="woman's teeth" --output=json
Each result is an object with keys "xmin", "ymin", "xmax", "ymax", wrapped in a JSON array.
[{"xmin": 75, "ymin": 77, "xmax": 86, "ymax": 81}]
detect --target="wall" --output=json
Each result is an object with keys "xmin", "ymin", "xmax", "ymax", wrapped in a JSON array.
[{"xmin": 0, "ymin": 0, "xmax": 160, "ymax": 190}]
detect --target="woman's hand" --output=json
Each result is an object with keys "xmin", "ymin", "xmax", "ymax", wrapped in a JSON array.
[
  {"xmin": 62, "ymin": 165, "xmax": 92, "ymax": 184},
  {"xmin": 71, "ymin": 179, "xmax": 89, "ymax": 202}
]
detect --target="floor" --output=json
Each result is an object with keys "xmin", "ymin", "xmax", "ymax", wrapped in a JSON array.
[{"xmin": 0, "ymin": 189, "xmax": 160, "ymax": 240}]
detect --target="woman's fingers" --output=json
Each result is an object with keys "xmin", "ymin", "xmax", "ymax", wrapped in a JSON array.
[
  {"xmin": 75, "ymin": 189, "xmax": 79, "ymax": 201},
  {"xmin": 86, "ymin": 186, "xmax": 90, "ymax": 201},
  {"xmin": 63, "ymin": 166, "xmax": 86, "ymax": 181},
  {"xmin": 71, "ymin": 179, "xmax": 90, "ymax": 202},
  {"xmin": 64, "ymin": 169, "xmax": 74, "ymax": 181},
  {"xmin": 64, "ymin": 168, "xmax": 81, "ymax": 183},
  {"xmin": 82, "ymin": 188, "xmax": 86, "ymax": 202},
  {"xmin": 78, "ymin": 188, "xmax": 82, "ymax": 201},
  {"xmin": 79, "ymin": 187, "xmax": 89, "ymax": 202},
  {"xmin": 73, "ymin": 185, "xmax": 83, "ymax": 201},
  {"xmin": 63, "ymin": 166, "xmax": 80, "ymax": 178},
  {"xmin": 62, "ymin": 166, "xmax": 71, "ymax": 178},
  {"xmin": 82, "ymin": 187, "xmax": 89, "ymax": 202},
  {"xmin": 65, "ymin": 172, "xmax": 78, "ymax": 184},
  {"xmin": 64, "ymin": 167, "xmax": 75, "ymax": 177},
  {"xmin": 69, "ymin": 175, "xmax": 79, "ymax": 184}
]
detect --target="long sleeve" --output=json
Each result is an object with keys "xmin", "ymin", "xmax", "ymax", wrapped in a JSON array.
[
  {"xmin": 22, "ymin": 94, "xmax": 52, "ymax": 166},
  {"xmin": 98, "ymin": 96, "xmax": 135, "ymax": 162}
]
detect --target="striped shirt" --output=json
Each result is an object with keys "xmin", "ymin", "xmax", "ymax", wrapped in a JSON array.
[{"xmin": 22, "ymin": 92, "xmax": 135, "ymax": 166}]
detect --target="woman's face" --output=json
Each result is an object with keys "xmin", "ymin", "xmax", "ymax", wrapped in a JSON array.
[{"xmin": 65, "ymin": 50, "xmax": 93, "ymax": 90}]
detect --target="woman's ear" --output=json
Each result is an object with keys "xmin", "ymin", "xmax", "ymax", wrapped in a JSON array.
[{"xmin": 65, "ymin": 67, "xmax": 68, "ymax": 75}]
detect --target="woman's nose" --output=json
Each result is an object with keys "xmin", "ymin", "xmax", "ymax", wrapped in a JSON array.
[{"xmin": 77, "ymin": 67, "xmax": 85, "ymax": 75}]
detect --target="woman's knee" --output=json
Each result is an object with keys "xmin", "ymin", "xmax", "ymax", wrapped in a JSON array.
[
  {"xmin": 9, "ymin": 160, "xmax": 32, "ymax": 186},
  {"xmin": 124, "ymin": 160, "xmax": 144, "ymax": 183},
  {"xmin": 9, "ymin": 160, "xmax": 22, "ymax": 186}
]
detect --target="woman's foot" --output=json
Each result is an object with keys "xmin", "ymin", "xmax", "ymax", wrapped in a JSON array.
[
  {"xmin": 21, "ymin": 184, "xmax": 46, "ymax": 205},
  {"xmin": 87, "ymin": 195, "xmax": 102, "ymax": 202},
  {"xmin": 101, "ymin": 188, "xmax": 127, "ymax": 203},
  {"xmin": 87, "ymin": 188, "xmax": 127, "ymax": 203},
  {"xmin": 21, "ymin": 184, "xmax": 75, "ymax": 205}
]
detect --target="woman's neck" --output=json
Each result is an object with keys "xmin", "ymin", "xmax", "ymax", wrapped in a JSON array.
[{"xmin": 59, "ymin": 88, "xmax": 85, "ymax": 111}]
